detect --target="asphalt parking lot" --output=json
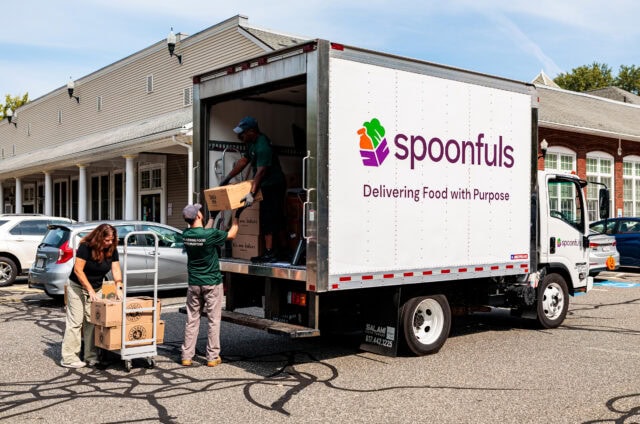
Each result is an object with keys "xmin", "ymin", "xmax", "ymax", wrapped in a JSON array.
[{"xmin": 1, "ymin": 271, "xmax": 639, "ymax": 423}]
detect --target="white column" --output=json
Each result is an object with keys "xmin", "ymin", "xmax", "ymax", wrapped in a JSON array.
[
  {"xmin": 78, "ymin": 165, "xmax": 87, "ymax": 222},
  {"xmin": 186, "ymin": 143, "xmax": 193, "ymax": 203},
  {"xmin": 44, "ymin": 171, "xmax": 53, "ymax": 216},
  {"xmin": 15, "ymin": 177, "xmax": 22, "ymax": 213},
  {"xmin": 124, "ymin": 155, "xmax": 137, "ymax": 220}
]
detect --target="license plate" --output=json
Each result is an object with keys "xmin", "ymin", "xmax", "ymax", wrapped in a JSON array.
[{"xmin": 602, "ymin": 246, "xmax": 610, "ymax": 252}]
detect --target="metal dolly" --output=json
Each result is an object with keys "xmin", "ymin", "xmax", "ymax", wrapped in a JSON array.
[{"xmin": 120, "ymin": 231, "xmax": 160, "ymax": 372}]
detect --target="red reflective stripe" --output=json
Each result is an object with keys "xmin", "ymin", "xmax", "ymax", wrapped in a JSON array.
[
  {"xmin": 331, "ymin": 43, "xmax": 344, "ymax": 50},
  {"xmin": 441, "ymin": 269, "xmax": 451, "ymax": 274},
  {"xmin": 506, "ymin": 265, "xmax": 514, "ymax": 269},
  {"xmin": 458, "ymin": 268, "xmax": 467, "ymax": 272},
  {"xmin": 339, "ymin": 276, "xmax": 351, "ymax": 282},
  {"xmin": 475, "ymin": 267, "xmax": 484, "ymax": 271},
  {"xmin": 491, "ymin": 266, "xmax": 499, "ymax": 270},
  {"xmin": 308, "ymin": 285, "xmax": 316, "ymax": 291},
  {"xmin": 520, "ymin": 263, "xmax": 528, "ymax": 268},
  {"xmin": 423, "ymin": 270, "xmax": 433, "ymax": 275},
  {"xmin": 331, "ymin": 284, "xmax": 339, "ymax": 289},
  {"xmin": 362, "ymin": 275, "xmax": 373, "ymax": 280},
  {"xmin": 383, "ymin": 274, "xmax": 394, "ymax": 279},
  {"xmin": 404, "ymin": 272, "xmax": 414, "ymax": 277}
]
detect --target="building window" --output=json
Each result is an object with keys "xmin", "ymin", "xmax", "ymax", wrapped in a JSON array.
[
  {"xmin": 114, "ymin": 172, "xmax": 124, "ymax": 220},
  {"xmin": 545, "ymin": 148, "xmax": 576, "ymax": 219},
  {"xmin": 183, "ymin": 87, "xmax": 192, "ymax": 106},
  {"xmin": 586, "ymin": 154, "xmax": 614, "ymax": 222},
  {"xmin": 54, "ymin": 180, "xmax": 68, "ymax": 217},
  {"xmin": 623, "ymin": 159, "xmax": 640, "ymax": 217},
  {"xmin": 140, "ymin": 167, "xmax": 162, "ymax": 189},
  {"xmin": 91, "ymin": 174, "xmax": 110, "ymax": 220},
  {"xmin": 146, "ymin": 75, "xmax": 154, "ymax": 93},
  {"xmin": 97, "ymin": 96, "xmax": 102, "ymax": 112}
]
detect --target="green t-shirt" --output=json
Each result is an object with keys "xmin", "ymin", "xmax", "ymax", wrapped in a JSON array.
[
  {"xmin": 182, "ymin": 226, "xmax": 228, "ymax": 286},
  {"xmin": 244, "ymin": 133, "xmax": 285, "ymax": 187}
]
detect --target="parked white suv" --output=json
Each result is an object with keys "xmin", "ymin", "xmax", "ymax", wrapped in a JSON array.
[{"xmin": 0, "ymin": 214, "xmax": 74, "ymax": 287}]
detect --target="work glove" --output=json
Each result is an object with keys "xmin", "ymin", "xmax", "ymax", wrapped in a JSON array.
[
  {"xmin": 241, "ymin": 192, "xmax": 254, "ymax": 207},
  {"xmin": 219, "ymin": 176, "xmax": 231, "ymax": 186},
  {"xmin": 234, "ymin": 206, "xmax": 247, "ymax": 219}
]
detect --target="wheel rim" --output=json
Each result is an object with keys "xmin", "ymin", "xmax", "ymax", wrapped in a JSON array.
[
  {"xmin": 542, "ymin": 282, "xmax": 565, "ymax": 320},
  {"xmin": 411, "ymin": 298, "xmax": 445, "ymax": 345},
  {"xmin": 0, "ymin": 263, "xmax": 12, "ymax": 283}
]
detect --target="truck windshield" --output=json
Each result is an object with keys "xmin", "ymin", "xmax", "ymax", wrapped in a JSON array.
[{"xmin": 548, "ymin": 178, "xmax": 585, "ymax": 231}]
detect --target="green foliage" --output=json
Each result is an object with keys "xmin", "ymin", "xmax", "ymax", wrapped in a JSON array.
[
  {"xmin": 614, "ymin": 65, "xmax": 640, "ymax": 94},
  {"xmin": 1, "ymin": 93, "xmax": 29, "ymax": 119},
  {"xmin": 554, "ymin": 62, "xmax": 640, "ymax": 95},
  {"xmin": 553, "ymin": 62, "xmax": 614, "ymax": 92}
]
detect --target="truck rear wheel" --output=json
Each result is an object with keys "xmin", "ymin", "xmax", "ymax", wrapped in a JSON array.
[
  {"xmin": 536, "ymin": 273, "xmax": 569, "ymax": 328},
  {"xmin": 401, "ymin": 295, "xmax": 451, "ymax": 356}
]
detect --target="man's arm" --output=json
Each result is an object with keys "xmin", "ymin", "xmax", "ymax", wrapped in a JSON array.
[{"xmin": 221, "ymin": 157, "xmax": 249, "ymax": 184}]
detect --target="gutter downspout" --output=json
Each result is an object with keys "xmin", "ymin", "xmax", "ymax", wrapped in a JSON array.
[{"xmin": 173, "ymin": 135, "xmax": 194, "ymax": 204}]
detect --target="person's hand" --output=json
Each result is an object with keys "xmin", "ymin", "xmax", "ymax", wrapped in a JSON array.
[
  {"xmin": 220, "ymin": 176, "xmax": 231, "ymax": 186},
  {"xmin": 241, "ymin": 192, "xmax": 254, "ymax": 207},
  {"xmin": 234, "ymin": 206, "xmax": 247, "ymax": 218},
  {"xmin": 209, "ymin": 210, "xmax": 219, "ymax": 220},
  {"xmin": 89, "ymin": 290, "xmax": 101, "ymax": 302}
]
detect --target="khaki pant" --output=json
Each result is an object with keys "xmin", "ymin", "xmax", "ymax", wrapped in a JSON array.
[
  {"xmin": 181, "ymin": 284, "xmax": 223, "ymax": 362},
  {"xmin": 61, "ymin": 282, "xmax": 101, "ymax": 364}
]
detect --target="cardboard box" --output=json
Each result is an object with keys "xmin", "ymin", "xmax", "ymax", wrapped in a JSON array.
[
  {"xmin": 101, "ymin": 281, "xmax": 118, "ymax": 300},
  {"xmin": 95, "ymin": 320, "xmax": 165, "ymax": 350},
  {"xmin": 238, "ymin": 202, "xmax": 260, "ymax": 235},
  {"xmin": 204, "ymin": 180, "xmax": 263, "ymax": 211},
  {"xmin": 90, "ymin": 297, "xmax": 162, "ymax": 328},
  {"xmin": 232, "ymin": 234, "xmax": 263, "ymax": 260}
]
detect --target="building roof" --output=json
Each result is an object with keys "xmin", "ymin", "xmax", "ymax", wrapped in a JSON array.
[
  {"xmin": 242, "ymin": 26, "xmax": 308, "ymax": 49},
  {"xmin": 587, "ymin": 86, "xmax": 640, "ymax": 105},
  {"xmin": 532, "ymin": 70, "xmax": 560, "ymax": 88},
  {"xmin": 537, "ymin": 84, "xmax": 640, "ymax": 142}
]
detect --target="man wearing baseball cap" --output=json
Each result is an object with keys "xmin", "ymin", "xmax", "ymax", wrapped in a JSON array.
[
  {"xmin": 220, "ymin": 116, "xmax": 286, "ymax": 263},
  {"xmin": 180, "ymin": 203, "xmax": 242, "ymax": 367}
]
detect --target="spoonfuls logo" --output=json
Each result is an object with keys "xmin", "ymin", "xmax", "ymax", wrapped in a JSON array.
[{"xmin": 358, "ymin": 118, "xmax": 389, "ymax": 167}]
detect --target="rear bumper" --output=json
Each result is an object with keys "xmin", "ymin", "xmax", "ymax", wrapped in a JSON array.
[{"xmin": 28, "ymin": 268, "xmax": 67, "ymax": 295}]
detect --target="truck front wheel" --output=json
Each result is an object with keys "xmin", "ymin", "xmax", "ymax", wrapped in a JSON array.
[
  {"xmin": 401, "ymin": 295, "xmax": 451, "ymax": 356},
  {"xmin": 536, "ymin": 273, "xmax": 569, "ymax": 328}
]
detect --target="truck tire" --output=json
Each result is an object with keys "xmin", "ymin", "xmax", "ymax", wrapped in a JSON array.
[
  {"xmin": 536, "ymin": 273, "xmax": 569, "ymax": 328},
  {"xmin": 401, "ymin": 295, "xmax": 451, "ymax": 356},
  {"xmin": 0, "ymin": 257, "xmax": 18, "ymax": 287}
]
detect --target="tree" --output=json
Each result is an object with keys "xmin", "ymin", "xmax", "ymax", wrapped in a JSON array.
[
  {"xmin": 1, "ymin": 93, "xmax": 29, "ymax": 119},
  {"xmin": 615, "ymin": 65, "xmax": 640, "ymax": 95},
  {"xmin": 553, "ymin": 62, "xmax": 614, "ymax": 92}
]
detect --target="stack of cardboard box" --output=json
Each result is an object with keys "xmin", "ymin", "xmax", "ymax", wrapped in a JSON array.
[
  {"xmin": 90, "ymin": 297, "xmax": 164, "ymax": 350},
  {"xmin": 232, "ymin": 201, "xmax": 262, "ymax": 260}
]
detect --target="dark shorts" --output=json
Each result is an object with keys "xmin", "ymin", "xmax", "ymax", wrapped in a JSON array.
[{"xmin": 260, "ymin": 183, "xmax": 285, "ymax": 235}]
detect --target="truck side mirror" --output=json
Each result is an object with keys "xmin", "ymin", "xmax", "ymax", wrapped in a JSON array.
[{"xmin": 599, "ymin": 188, "xmax": 610, "ymax": 220}]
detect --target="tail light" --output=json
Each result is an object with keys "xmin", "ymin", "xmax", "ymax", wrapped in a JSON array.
[
  {"xmin": 287, "ymin": 291, "xmax": 307, "ymax": 307},
  {"xmin": 57, "ymin": 240, "xmax": 74, "ymax": 264}
]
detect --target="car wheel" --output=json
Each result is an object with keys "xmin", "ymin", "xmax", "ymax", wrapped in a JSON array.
[{"xmin": 0, "ymin": 257, "xmax": 18, "ymax": 287}]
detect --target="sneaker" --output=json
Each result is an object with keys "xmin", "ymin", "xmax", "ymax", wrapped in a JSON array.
[
  {"xmin": 86, "ymin": 360, "xmax": 100, "ymax": 367},
  {"xmin": 251, "ymin": 249, "xmax": 278, "ymax": 263},
  {"xmin": 60, "ymin": 359, "xmax": 86, "ymax": 368},
  {"xmin": 181, "ymin": 359, "xmax": 192, "ymax": 366},
  {"xmin": 207, "ymin": 357, "xmax": 222, "ymax": 367}
]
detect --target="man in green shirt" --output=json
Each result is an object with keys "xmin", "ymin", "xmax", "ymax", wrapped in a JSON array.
[
  {"xmin": 180, "ymin": 203, "xmax": 239, "ymax": 367},
  {"xmin": 221, "ymin": 116, "xmax": 287, "ymax": 263}
]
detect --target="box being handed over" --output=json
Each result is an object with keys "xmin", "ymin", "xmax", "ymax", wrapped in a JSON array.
[
  {"xmin": 90, "ymin": 297, "xmax": 162, "ymax": 328},
  {"xmin": 204, "ymin": 180, "xmax": 263, "ymax": 211}
]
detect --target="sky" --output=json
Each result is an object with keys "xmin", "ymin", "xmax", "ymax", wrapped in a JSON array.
[{"xmin": 2, "ymin": 0, "xmax": 640, "ymax": 102}]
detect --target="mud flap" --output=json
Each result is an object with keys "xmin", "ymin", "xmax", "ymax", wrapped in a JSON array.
[{"xmin": 359, "ymin": 287, "xmax": 401, "ymax": 357}]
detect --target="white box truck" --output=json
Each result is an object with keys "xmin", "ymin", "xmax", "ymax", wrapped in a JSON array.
[{"xmin": 191, "ymin": 40, "xmax": 610, "ymax": 356}]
